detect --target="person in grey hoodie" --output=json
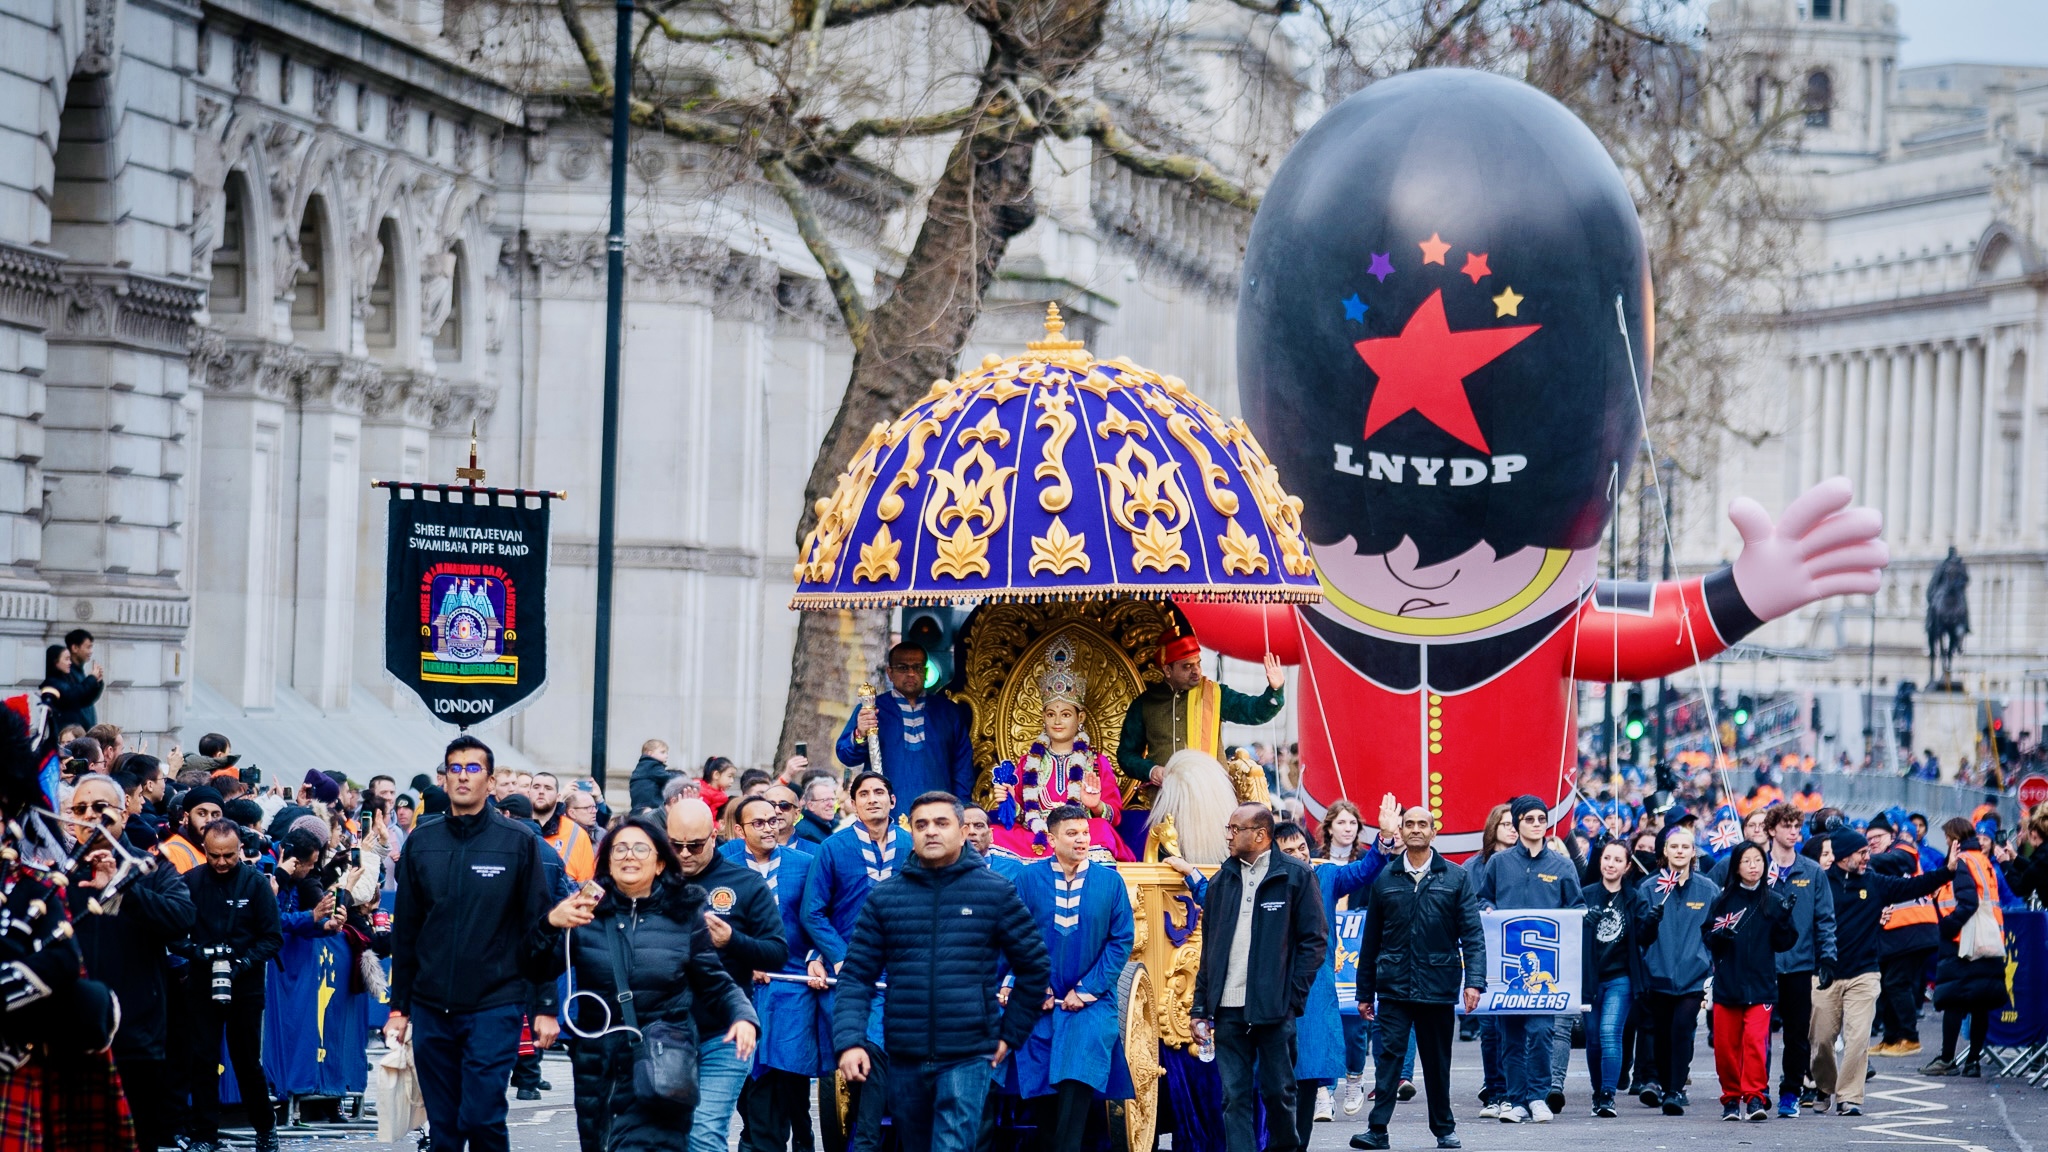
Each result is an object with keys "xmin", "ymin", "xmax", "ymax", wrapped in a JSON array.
[
  {"xmin": 1474, "ymin": 795, "xmax": 1583, "ymax": 1124},
  {"xmin": 1761, "ymin": 803, "xmax": 1836, "ymax": 1117},
  {"xmin": 1634, "ymin": 823, "xmax": 1718, "ymax": 1116}
]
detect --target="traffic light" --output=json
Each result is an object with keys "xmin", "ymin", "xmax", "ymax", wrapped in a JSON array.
[
  {"xmin": 1623, "ymin": 686, "xmax": 1647, "ymax": 742},
  {"xmin": 899, "ymin": 606, "xmax": 967, "ymax": 692},
  {"xmin": 1733, "ymin": 694, "xmax": 1753, "ymax": 727}
]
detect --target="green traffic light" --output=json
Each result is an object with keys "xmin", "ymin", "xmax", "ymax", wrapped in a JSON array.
[
  {"xmin": 924, "ymin": 658, "xmax": 942, "ymax": 691},
  {"xmin": 1733, "ymin": 708, "xmax": 1749, "ymax": 725},
  {"xmin": 1623, "ymin": 717, "xmax": 1646, "ymax": 741}
]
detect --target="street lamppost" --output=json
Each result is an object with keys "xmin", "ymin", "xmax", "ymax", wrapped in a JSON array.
[{"xmin": 589, "ymin": 0, "xmax": 634, "ymax": 789}]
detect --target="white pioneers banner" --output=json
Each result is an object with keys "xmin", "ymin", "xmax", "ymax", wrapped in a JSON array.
[
  {"xmin": 1466, "ymin": 908, "xmax": 1585, "ymax": 1015},
  {"xmin": 1337, "ymin": 907, "xmax": 1587, "ymax": 1016}
]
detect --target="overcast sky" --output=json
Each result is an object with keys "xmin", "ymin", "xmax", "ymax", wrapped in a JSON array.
[{"xmin": 1895, "ymin": 0, "xmax": 2048, "ymax": 67}]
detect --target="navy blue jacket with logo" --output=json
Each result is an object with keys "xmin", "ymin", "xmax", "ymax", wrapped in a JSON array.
[
  {"xmin": 1827, "ymin": 862, "xmax": 1954, "ymax": 978},
  {"xmin": 1475, "ymin": 844, "xmax": 1585, "ymax": 911},
  {"xmin": 685, "ymin": 852, "xmax": 787, "ymax": 1039},
  {"xmin": 391, "ymin": 809, "xmax": 551, "ymax": 1015}
]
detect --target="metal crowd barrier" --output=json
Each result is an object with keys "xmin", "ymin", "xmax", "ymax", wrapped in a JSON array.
[{"xmin": 1800, "ymin": 771, "xmax": 2021, "ymax": 826}]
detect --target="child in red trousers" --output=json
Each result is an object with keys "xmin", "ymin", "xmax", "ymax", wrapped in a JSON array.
[{"xmin": 1705, "ymin": 841, "xmax": 1797, "ymax": 1121}]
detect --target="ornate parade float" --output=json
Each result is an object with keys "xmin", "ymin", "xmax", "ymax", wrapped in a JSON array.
[{"xmin": 791, "ymin": 305, "xmax": 1319, "ymax": 1150}]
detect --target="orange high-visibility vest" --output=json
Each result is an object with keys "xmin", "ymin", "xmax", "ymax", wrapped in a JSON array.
[
  {"xmin": 1934, "ymin": 850, "xmax": 2005, "ymax": 933},
  {"xmin": 545, "ymin": 820, "xmax": 596, "ymax": 884},
  {"xmin": 161, "ymin": 834, "xmax": 203, "ymax": 874},
  {"xmin": 1880, "ymin": 851, "xmax": 1939, "ymax": 929}
]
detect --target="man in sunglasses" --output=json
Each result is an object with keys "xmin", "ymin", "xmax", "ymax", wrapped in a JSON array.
[
  {"xmin": 835, "ymin": 641, "xmax": 974, "ymax": 818},
  {"xmin": 388, "ymin": 734, "xmax": 554, "ymax": 1152},
  {"xmin": 67, "ymin": 772, "xmax": 196, "ymax": 1152},
  {"xmin": 667, "ymin": 797, "xmax": 787, "ymax": 1152}
]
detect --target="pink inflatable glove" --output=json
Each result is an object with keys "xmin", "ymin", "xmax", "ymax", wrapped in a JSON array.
[{"xmin": 1728, "ymin": 476, "xmax": 1889, "ymax": 622}]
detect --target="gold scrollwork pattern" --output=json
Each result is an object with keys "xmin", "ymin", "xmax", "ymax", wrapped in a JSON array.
[
  {"xmin": 1217, "ymin": 517, "xmax": 1268, "ymax": 576},
  {"xmin": 851, "ymin": 523, "xmax": 902, "ymax": 584},
  {"xmin": 1165, "ymin": 410, "xmax": 1240, "ymax": 516},
  {"xmin": 1095, "ymin": 407, "xmax": 1149, "ymax": 441},
  {"xmin": 956, "ymin": 600, "xmax": 1177, "ymax": 795},
  {"xmin": 875, "ymin": 417, "xmax": 944, "ymax": 523},
  {"xmin": 1029, "ymin": 516, "xmax": 1089, "ymax": 576},
  {"xmin": 794, "ymin": 419, "xmax": 890, "ymax": 582},
  {"xmin": 923, "ymin": 414, "xmax": 1017, "ymax": 581},
  {"xmin": 1118, "ymin": 963, "xmax": 1161, "ymax": 1152},
  {"xmin": 1097, "ymin": 438, "xmax": 1194, "ymax": 574},
  {"xmin": 1033, "ymin": 382, "xmax": 1076, "ymax": 513},
  {"xmin": 1230, "ymin": 421, "xmax": 1316, "ymax": 576}
]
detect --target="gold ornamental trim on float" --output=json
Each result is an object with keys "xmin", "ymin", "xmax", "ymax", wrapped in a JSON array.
[{"xmin": 790, "ymin": 304, "xmax": 1322, "ymax": 609}]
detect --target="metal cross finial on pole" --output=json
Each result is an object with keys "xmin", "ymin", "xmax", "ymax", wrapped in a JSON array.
[
  {"xmin": 589, "ymin": 0, "xmax": 633, "ymax": 791},
  {"xmin": 456, "ymin": 417, "xmax": 486, "ymax": 487}
]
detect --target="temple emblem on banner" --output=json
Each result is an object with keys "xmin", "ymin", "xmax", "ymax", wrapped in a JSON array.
[{"xmin": 420, "ymin": 565, "xmax": 519, "ymax": 685}]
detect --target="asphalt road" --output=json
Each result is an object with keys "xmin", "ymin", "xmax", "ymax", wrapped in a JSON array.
[{"xmin": 239, "ymin": 1034, "xmax": 2048, "ymax": 1151}]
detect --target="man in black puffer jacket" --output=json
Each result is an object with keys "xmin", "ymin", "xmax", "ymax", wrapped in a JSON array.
[{"xmin": 833, "ymin": 791, "xmax": 1049, "ymax": 1152}]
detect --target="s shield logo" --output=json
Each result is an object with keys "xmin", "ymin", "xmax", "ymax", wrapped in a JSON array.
[{"xmin": 1499, "ymin": 916, "xmax": 1561, "ymax": 994}]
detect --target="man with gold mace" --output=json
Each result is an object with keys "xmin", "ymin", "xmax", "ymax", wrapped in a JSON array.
[
  {"xmin": 1115, "ymin": 633, "xmax": 1286, "ymax": 852},
  {"xmin": 989, "ymin": 639, "xmax": 1137, "ymax": 862}
]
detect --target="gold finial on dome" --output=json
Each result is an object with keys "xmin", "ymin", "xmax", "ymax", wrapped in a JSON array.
[{"xmin": 1027, "ymin": 301, "xmax": 1089, "ymax": 360}]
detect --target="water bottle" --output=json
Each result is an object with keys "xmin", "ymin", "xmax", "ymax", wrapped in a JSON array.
[{"xmin": 1195, "ymin": 1026, "xmax": 1215, "ymax": 1063}]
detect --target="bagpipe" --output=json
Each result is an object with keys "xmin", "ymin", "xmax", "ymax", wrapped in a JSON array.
[{"xmin": 0, "ymin": 693, "xmax": 147, "ymax": 1072}]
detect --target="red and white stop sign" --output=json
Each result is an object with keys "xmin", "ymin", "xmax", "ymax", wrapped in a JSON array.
[{"xmin": 2018, "ymin": 774, "xmax": 2048, "ymax": 810}]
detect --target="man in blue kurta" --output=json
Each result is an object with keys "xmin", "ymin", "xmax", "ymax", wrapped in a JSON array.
[
  {"xmin": 799, "ymin": 771, "xmax": 912, "ymax": 1152},
  {"xmin": 725, "ymin": 794, "xmax": 819, "ymax": 1152},
  {"xmin": 1011, "ymin": 803, "xmax": 1134, "ymax": 1148},
  {"xmin": 836, "ymin": 643, "xmax": 974, "ymax": 816}
]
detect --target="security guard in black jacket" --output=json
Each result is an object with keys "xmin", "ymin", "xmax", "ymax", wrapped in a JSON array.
[
  {"xmin": 181, "ymin": 818, "xmax": 284, "ymax": 1152},
  {"xmin": 388, "ymin": 736, "xmax": 552, "ymax": 1152},
  {"xmin": 67, "ymin": 773, "xmax": 196, "ymax": 1152}
]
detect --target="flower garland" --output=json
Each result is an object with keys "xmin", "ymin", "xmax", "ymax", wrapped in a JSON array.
[{"xmin": 1010, "ymin": 736, "xmax": 1097, "ymax": 852}]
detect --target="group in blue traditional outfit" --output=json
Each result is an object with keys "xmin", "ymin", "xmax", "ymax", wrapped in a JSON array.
[
  {"xmin": 798, "ymin": 771, "xmax": 912, "ymax": 1152},
  {"xmin": 1009, "ymin": 804, "xmax": 1135, "ymax": 1148}
]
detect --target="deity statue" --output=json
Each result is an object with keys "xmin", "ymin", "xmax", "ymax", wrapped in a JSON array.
[
  {"xmin": 1925, "ymin": 547, "xmax": 1970, "ymax": 691},
  {"xmin": 988, "ymin": 638, "xmax": 1136, "ymax": 861}
]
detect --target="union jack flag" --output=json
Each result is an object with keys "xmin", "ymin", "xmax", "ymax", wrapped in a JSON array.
[
  {"xmin": 1705, "ymin": 805, "xmax": 1744, "ymax": 854},
  {"xmin": 1655, "ymin": 869, "xmax": 1681, "ymax": 895},
  {"xmin": 1712, "ymin": 908, "xmax": 1746, "ymax": 933},
  {"xmin": 1770, "ymin": 862, "xmax": 1793, "ymax": 887}
]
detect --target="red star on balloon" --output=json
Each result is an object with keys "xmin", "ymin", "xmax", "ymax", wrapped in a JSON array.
[{"xmin": 1353, "ymin": 290, "xmax": 1541, "ymax": 452}]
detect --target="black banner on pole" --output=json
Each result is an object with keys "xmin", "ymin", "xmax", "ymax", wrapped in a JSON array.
[{"xmin": 383, "ymin": 487, "xmax": 552, "ymax": 728}]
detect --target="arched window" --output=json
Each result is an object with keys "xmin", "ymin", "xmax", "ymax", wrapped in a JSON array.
[
  {"xmin": 291, "ymin": 198, "xmax": 328, "ymax": 332},
  {"xmin": 1803, "ymin": 71, "xmax": 1833, "ymax": 128},
  {"xmin": 209, "ymin": 175, "xmax": 248, "ymax": 315},
  {"xmin": 434, "ymin": 245, "xmax": 464, "ymax": 363},
  {"xmin": 366, "ymin": 219, "xmax": 399, "ymax": 350}
]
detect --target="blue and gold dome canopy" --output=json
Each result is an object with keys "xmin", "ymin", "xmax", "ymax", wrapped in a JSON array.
[{"xmin": 791, "ymin": 305, "xmax": 1321, "ymax": 608}]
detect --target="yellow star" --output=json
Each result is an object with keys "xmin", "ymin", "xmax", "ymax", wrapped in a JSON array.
[
  {"xmin": 1418, "ymin": 233, "xmax": 1450, "ymax": 265},
  {"xmin": 1492, "ymin": 286, "xmax": 1524, "ymax": 317}
]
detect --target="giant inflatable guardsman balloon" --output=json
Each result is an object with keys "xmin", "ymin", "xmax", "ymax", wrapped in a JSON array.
[{"xmin": 1182, "ymin": 70, "xmax": 1889, "ymax": 850}]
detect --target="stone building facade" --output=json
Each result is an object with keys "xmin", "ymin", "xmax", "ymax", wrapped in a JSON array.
[
  {"xmin": 1679, "ymin": 0, "xmax": 2048, "ymax": 760},
  {"xmin": 0, "ymin": 0, "xmax": 1291, "ymax": 775}
]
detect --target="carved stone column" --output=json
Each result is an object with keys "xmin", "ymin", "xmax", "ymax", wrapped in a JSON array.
[
  {"xmin": 191, "ymin": 337, "xmax": 300, "ymax": 710},
  {"xmin": 0, "ymin": 241, "xmax": 64, "ymax": 685},
  {"xmin": 288, "ymin": 353, "xmax": 374, "ymax": 710},
  {"xmin": 43, "ymin": 266, "xmax": 203, "ymax": 735},
  {"xmin": 352, "ymin": 367, "xmax": 438, "ymax": 710}
]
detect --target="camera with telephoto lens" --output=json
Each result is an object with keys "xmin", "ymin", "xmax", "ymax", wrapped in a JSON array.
[{"xmin": 200, "ymin": 944, "xmax": 236, "ymax": 1003}]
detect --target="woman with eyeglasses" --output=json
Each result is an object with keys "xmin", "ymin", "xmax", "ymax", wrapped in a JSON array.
[{"xmin": 523, "ymin": 814, "xmax": 759, "ymax": 1151}]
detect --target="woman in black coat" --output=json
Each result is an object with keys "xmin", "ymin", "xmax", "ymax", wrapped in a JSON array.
[
  {"xmin": 523, "ymin": 815, "xmax": 758, "ymax": 1151},
  {"xmin": 38, "ymin": 643, "xmax": 100, "ymax": 736},
  {"xmin": 1924, "ymin": 818, "xmax": 2006, "ymax": 1077}
]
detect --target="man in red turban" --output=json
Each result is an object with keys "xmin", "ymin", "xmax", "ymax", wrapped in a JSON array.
[{"xmin": 1113, "ymin": 635, "xmax": 1286, "ymax": 852}]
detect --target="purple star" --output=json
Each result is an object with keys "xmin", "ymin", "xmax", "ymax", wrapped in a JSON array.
[{"xmin": 1367, "ymin": 252, "xmax": 1395, "ymax": 282}]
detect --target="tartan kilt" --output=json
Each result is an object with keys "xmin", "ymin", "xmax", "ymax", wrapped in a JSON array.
[{"xmin": 0, "ymin": 1052, "xmax": 138, "ymax": 1152}]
